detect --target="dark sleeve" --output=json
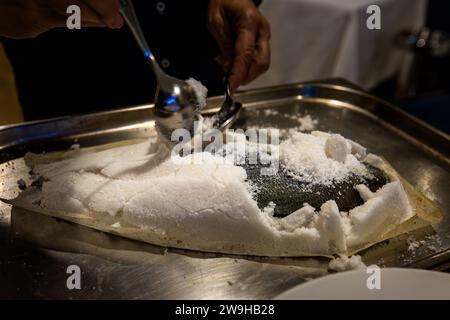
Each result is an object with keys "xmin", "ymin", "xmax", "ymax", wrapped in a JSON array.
[
  {"xmin": 3, "ymin": 0, "xmax": 263, "ymax": 121},
  {"xmin": 3, "ymin": 0, "xmax": 224, "ymax": 120}
]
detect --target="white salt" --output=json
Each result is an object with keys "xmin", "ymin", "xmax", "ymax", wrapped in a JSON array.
[
  {"xmin": 296, "ymin": 114, "xmax": 318, "ymax": 132},
  {"xmin": 279, "ymin": 131, "xmax": 369, "ymax": 186},
  {"xmin": 325, "ymin": 134, "xmax": 351, "ymax": 163},
  {"xmin": 19, "ymin": 127, "xmax": 415, "ymax": 256},
  {"xmin": 406, "ymin": 235, "xmax": 426, "ymax": 252},
  {"xmin": 328, "ymin": 254, "xmax": 367, "ymax": 272},
  {"xmin": 257, "ymin": 109, "xmax": 318, "ymax": 133},
  {"xmin": 186, "ymin": 78, "xmax": 208, "ymax": 109},
  {"xmin": 70, "ymin": 144, "xmax": 80, "ymax": 151}
]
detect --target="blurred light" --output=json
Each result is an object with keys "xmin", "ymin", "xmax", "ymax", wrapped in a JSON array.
[
  {"xmin": 302, "ymin": 85, "xmax": 317, "ymax": 97},
  {"xmin": 165, "ymin": 96, "xmax": 176, "ymax": 105},
  {"xmin": 416, "ymin": 38, "xmax": 426, "ymax": 48}
]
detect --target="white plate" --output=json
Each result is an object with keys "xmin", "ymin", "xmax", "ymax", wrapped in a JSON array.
[{"xmin": 275, "ymin": 268, "xmax": 450, "ymax": 300}]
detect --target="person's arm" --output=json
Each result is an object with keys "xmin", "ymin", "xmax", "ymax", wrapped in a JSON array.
[
  {"xmin": 208, "ymin": 0, "xmax": 271, "ymax": 93},
  {"xmin": 0, "ymin": 0, "xmax": 123, "ymax": 39}
]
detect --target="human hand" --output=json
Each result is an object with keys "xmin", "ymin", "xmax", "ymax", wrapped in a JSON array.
[
  {"xmin": 0, "ymin": 0, "xmax": 123, "ymax": 39},
  {"xmin": 208, "ymin": 0, "xmax": 271, "ymax": 93}
]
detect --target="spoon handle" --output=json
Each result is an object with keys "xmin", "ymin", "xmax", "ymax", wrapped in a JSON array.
[{"xmin": 119, "ymin": 0, "xmax": 163, "ymax": 77}]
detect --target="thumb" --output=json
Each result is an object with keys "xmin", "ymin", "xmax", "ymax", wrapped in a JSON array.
[{"xmin": 209, "ymin": 13, "xmax": 234, "ymax": 71}]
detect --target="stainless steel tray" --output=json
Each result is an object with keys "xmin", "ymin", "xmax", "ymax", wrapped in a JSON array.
[{"xmin": 0, "ymin": 80, "xmax": 449, "ymax": 299}]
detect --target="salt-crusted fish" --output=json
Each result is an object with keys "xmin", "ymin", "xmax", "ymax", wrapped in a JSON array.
[{"xmin": 2, "ymin": 128, "xmax": 442, "ymax": 256}]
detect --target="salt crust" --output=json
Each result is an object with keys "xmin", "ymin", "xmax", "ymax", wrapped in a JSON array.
[
  {"xmin": 24, "ymin": 129, "xmax": 415, "ymax": 255},
  {"xmin": 328, "ymin": 254, "xmax": 367, "ymax": 272},
  {"xmin": 186, "ymin": 78, "xmax": 208, "ymax": 109}
]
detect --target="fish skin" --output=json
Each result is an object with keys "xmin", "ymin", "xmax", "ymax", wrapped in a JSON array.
[{"xmin": 242, "ymin": 163, "xmax": 388, "ymax": 217}]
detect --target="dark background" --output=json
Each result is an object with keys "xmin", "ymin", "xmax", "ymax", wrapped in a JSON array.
[
  {"xmin": 372, "ymin": 0, "xmax": 450, "ymax": 133},
  {"xmin": 1, "ymin": 0, "xmax": 449, "ymax": 133},
  {"xmin": 2, "ymin": 0, "xmax": 223, "ymax": 120}
]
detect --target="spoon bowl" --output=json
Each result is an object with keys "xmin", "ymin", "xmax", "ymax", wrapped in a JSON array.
[
  {"xmin": 119, "ymin": 0, "xmax": 201, "ymax": 141},
  {"xmin": 212, "ymin": 78, "xmax": 242, "ymax": 131},
  {"xmin": 154, "ymin": 75, "xmax": 201, "ymax": 140}
]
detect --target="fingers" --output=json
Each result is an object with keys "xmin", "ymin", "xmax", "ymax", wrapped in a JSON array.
[
  {"xmin": 45, "ymin": 0, "xmax": 117, "ymax": 28},
  {"xmin": 228, "ymin": 10, "xmax": 271, "ymax": 93},
  {"xmin": 208, "ymin": 12, "xmax": 234, "ymax": 71},
  {"xmin": 68, "ymin": 1, "xmax": 107, "ymax": 26},
  {"xmin": 242, "ymin": 20, "xmax": 271, "ymax": 85},
  {"xmin": 0, "ymin": 0, "xmax": 117, "ymax": 38},
  {"xmin": 82, "ymin": 0, "xmax": 123, "ymax": 28},
  {"xmin": 229, "ymin": 21, "xmax": 257, "ymax": 93}
]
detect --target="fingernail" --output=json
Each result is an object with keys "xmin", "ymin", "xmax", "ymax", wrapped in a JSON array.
[
  {"xmin": 107, "ymin": 16, "xmax": 123, "ymax": 29},
  {"xmin": 113, "ymin": 16, "xmax": 124, "ymax": 29}
]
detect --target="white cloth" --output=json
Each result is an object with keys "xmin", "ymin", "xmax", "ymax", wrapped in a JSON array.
[{"xmin": 245, "ymin": 0, "xmax": 427, "ymax": 90}]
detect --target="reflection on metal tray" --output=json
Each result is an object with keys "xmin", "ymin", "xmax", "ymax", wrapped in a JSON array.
[{"xmin": 0, "ymin": 79, "xmax": 449, "ymax": 299}]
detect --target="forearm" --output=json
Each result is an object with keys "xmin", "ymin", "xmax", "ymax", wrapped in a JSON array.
[
  {"xmin": 0, "ymin": 2, "xmax": 47, "ymax": 39},
  {"xmin": 0, "ymin": 0, "xmax": 122, "ymax": 39},
  {"xmin": 207, "ymin": 0, "xmax": 271, "ymax": 92}
]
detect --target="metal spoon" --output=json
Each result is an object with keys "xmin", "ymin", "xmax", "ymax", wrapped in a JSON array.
[
  {"xmin": 212, "ymin": 75, "xmax": 242, "ymax": 131},
  {"xmin": 119, "ymin": 0, "xmax": 200, "ymax": 141}
]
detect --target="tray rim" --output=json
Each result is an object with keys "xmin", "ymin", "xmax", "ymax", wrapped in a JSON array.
[
  {"xmin": 1, "ymin": 80, "xmax": 448, "ymax": 158},
  {"xmin": 0, "ymin": 80, "xmax": 447, "ymax": 139}
]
